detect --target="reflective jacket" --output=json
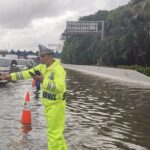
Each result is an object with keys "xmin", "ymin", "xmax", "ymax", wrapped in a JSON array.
[{"xmin": 10, "ymin": 59, "xmax": 66, "ymax": 104}]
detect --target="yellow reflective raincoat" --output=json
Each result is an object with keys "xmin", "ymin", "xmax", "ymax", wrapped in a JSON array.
[{"xmin": 11, "ymin": 58, "xmax": 68, "ymax": 150}]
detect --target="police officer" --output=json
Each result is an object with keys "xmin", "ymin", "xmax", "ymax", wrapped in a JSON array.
[{"xmin": 2, "ymin": 45, "xmax": 68, "ymax": 150}]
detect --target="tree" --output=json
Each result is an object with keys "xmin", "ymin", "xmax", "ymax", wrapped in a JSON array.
[{"xmin": 61, "ymin": 0, "xmax": 150, "ymax": 67}]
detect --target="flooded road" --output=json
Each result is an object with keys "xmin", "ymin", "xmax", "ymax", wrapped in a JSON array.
[
  {"xmin": 0, "ymin": 80, "xmax": 47, "ymax": 150},
  {"xmin": 0, "ymin": 70, "xmax": 150, "ymax": 150}
]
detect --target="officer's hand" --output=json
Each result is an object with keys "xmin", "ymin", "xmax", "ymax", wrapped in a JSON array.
[
  {"xmin": 33, "ymin": 75, "xmax": 44, "ymax": 83},
  {"xmin": 1, "ymin": 74, "xmax": 11, "ymax": 80}
]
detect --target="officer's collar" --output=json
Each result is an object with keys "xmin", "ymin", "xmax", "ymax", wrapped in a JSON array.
[{"xmin": 46, "ymin": 58, "xmax": 60, "ymax": 70}]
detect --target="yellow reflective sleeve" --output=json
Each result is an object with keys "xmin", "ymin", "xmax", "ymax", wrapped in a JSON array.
[{"xmin": 10, "ymin": 64, "xmax": 42, "ymax": 81}]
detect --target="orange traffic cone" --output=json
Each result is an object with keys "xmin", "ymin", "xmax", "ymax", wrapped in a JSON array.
[
  {"xmin": 25, "ymin": 91, "xmax": 30, "ymax": 102},
  {"xmin": 21, "ymin": 92, "xmax": 32, "ymax": 125},
  {"xmin": 32, "ymin": 79, "xmax": 35, "ymax": 88}
]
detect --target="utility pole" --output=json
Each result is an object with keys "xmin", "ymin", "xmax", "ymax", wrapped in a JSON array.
[{"xmin": 101, "ymin": 21, "xmax": 105, "ymax": 41}]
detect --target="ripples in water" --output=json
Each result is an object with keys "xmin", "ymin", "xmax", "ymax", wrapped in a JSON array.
[
  {"xmin": 0, "ymin": 70, "xmax": 150, "ymax": 150},
  {"xmin": 66, "ymin": 70, "xmax": 150, "ymax": 150}
]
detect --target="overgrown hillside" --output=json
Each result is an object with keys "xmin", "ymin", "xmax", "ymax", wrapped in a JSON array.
[{"xmin": 61, "ymin": 0, "xmax": 150, "ymax": 66}]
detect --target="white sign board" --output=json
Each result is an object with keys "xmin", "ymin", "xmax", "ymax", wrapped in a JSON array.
[{"xmin": 64, "ymin": 21, "xmax": 104, "ymax": 40}]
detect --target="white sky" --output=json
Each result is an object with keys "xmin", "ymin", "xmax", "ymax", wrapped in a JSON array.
[{"xmin": 0, "ymin": 0, "xmax": 130, "ymax": 51}]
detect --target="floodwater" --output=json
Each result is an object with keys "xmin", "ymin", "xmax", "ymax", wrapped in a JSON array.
[{"xmin": 0, "ymin": 69, "xmax": 150, "ymax": 150}]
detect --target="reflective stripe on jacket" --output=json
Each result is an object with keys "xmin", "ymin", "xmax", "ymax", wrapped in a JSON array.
[{"xmin": 10, "ymin": 59, "xmax": 66, "ymax": 101}]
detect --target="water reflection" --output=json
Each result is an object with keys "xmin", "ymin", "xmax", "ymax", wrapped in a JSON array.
[
  {"xmin": 21, "ymin": 124, "xmax": 32, "ymax": 134},
  {"xmin": 66, "ymin": 70, "xmax": 150, "ymax": 150},
  {"xmin": 0, "ymin": 80, "xmax": 47, "ymax": 150}
]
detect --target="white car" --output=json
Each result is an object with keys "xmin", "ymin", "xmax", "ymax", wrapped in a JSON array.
[
  {"xmin": 0, "ymin": 57, "xmax": 18, "ymax": 85},
  {"xmin": 16, "ymin": 59, "xmax": 35, "ymax": 71}
]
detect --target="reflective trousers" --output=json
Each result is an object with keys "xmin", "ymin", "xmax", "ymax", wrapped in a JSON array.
[{"xmin": 43, "ymin": 99, "xmax": 68, "ymax": 150}]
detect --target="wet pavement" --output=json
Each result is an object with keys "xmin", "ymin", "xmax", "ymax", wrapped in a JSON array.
[
  {"xmin": 0, "ymin": 80, "xmax": 47, "ymax": 150},
  {"xmin": 64, "ymin": 64, "xmax": 150, "ymax": 87},
  {"xmin": 0, "ymin": 70, "xmax": 150, "ymax": 150}
]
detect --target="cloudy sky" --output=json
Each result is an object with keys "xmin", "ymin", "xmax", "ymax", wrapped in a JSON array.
[{"xmin": 0, "ymin": 0, "xmax": 130, "ymax": 51}]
